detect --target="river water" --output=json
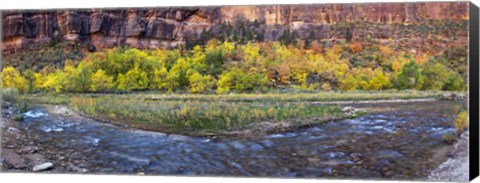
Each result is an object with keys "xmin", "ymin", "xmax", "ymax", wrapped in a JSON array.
[{"xmin": 18, "ymin": 101, "xmax": 456, "ymax": 180}]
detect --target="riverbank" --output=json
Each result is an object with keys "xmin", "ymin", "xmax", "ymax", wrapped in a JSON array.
[
  {"xmin": 428, "ymin": 131, "xmax": 469, "ymax": 182},
  {"xmin": 1, "ymin": 101, "xmax": 66, "ymax": 172}
]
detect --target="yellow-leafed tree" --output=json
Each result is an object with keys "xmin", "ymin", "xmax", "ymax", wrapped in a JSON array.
[
  {"xmin": 90, "ymin": 69, "xmax": 114, "ymax": 92},
  {"xmin": 1, "ymin": 66, "xmax": 29, "ymax": 93}
]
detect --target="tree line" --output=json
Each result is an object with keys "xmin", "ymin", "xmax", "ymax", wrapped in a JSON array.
[{"xmin": 1, "ymin": 39, "xmax": 467, "ymax": 94}]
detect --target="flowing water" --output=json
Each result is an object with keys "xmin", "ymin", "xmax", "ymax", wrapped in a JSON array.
[{"xmin": 17, "ymin": 101, "xmax": 456, "ymax": 180}]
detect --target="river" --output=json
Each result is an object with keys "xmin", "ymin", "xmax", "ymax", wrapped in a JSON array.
[{"xmin": 15, "ymin": 101, "xmax": 456, "ymax": 180}]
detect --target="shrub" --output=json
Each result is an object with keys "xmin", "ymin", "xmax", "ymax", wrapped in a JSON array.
[
  {"xmin": 442, "ymin": 133, "xmax": 457, "ymax": 144},
  {"xmin": 321, "ymin": 82, "xmax": 332, "ymax": 91},
  {"xmin": 23, "ymin": 69, "xmax": 36, "ymax": 92},
  {"xmin": 2, "ymin": 41, "xmax": 84, "ymax": 72},
  {"xmin": 349, "ymin": 42, "xmax": 363, "ymax": 54},
  {"xmin": 454, "ymin": 111, "xmax": 469, "ymax": 135},
  {"xmin": 1, "ymin": 88, "xmax": 20, "ymax": 102},
  {"xmin": 379, "ymin": 45, "xmax": 394, "ymax": 56},
  {"xmin": 16, "ymin": 100, "xmax": 29, "ymax": 113}
]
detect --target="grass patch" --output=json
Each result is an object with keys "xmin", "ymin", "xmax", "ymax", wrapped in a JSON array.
[
  {"xmin": 1, "ymin": 88, "xmax": 29, "ymax": 112},
  {"xmin": 69, "ymin": 96, "xmax": 344, "ymax": 136},
  {"xmin": 20, "ymin": 93, "xmax": 72, "ymax": 105},
  {"xmin": 128, "ymin": 90, "xmax": 443, "ymax": 103}
]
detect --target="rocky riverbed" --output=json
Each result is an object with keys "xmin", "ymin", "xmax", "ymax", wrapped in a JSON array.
[
  {"xmin": 2, "ymin": 101, "xmax": 89, "ymax": 173},
  {"xmin": 428, "ymin": 131, "xmax": 469, "ymax": 182},
  {"xmin": 0, "ymin": 100, "xmax": 465, "ymax": 181},
  {"xmin": 1, "ymin": 101, "xmax": 60, "ymax": 172}
]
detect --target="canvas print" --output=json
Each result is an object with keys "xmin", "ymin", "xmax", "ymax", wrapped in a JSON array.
[{"xmin": 0, "ymin": 1, "xmax": 473, "ymax": 182}]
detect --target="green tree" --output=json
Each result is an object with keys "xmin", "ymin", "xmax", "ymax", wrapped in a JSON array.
[
  {"xmin": 345, "ymin": 27, "xmax": 353, "ymax": 42},
  {"xmin": 419, "ymin": 62, "xmax": 450, "ymax": 90},
  {"xmin": 23, "ymin": 69, "xmax": 36, "ymax": 92},
  {"xmin": 443, "ymin": 73, "xmax": 466, "ymax": 91},
  {"xmin": 394, "ymin": 61, "xmax": 421, "ymax": 89}
]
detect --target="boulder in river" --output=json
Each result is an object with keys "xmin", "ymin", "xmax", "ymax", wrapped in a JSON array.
[{"xmin": 32, "ymin": 162, "xmax": 54, "ymax": 172}]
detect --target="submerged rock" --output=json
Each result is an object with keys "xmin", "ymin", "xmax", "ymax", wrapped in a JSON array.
[{"xmin": 32, "ymin": 162, "xmax": 54, "ymax": 172}]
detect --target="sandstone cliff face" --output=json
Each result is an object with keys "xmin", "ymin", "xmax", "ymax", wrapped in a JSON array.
[{"xmin": 1, "ymin": 2, "xmax": 469, "ymax": 54}]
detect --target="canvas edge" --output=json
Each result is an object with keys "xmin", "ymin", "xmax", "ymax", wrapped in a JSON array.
[{"xmin": 469, "ymin": 1, "xmax": 479, "ymax": 181}]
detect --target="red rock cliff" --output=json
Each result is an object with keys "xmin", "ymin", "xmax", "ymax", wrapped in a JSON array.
[{"xmin": 1, "ymin": 2, "xmax": 469, "ymax": 54}]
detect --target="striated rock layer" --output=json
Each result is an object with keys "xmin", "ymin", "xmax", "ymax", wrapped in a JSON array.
[{"xmin": 1, "ymin": 2, "xmax": 469, "ymax": 54}]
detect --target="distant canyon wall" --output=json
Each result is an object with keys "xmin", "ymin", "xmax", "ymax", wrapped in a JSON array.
[{"xmin": 1, "ymin": 2, "xmax": 469, "ymax": 54}]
